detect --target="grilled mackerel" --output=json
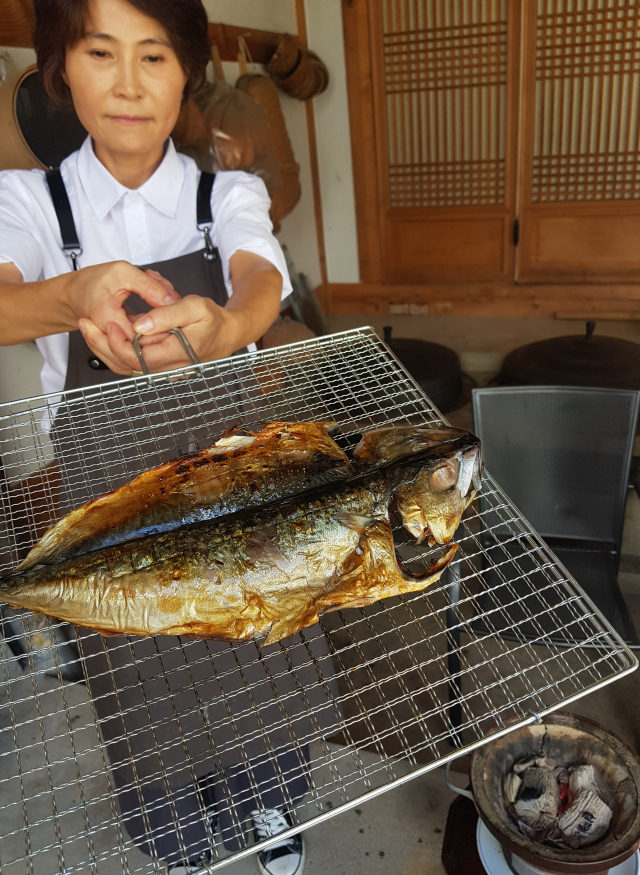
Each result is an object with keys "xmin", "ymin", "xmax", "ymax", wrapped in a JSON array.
[
  {"xmin": 1, "ymin": 424, "xmax": 482, "ymax": 645},
  {"xmin": 17, "ymin": 421, "xmax": 352, "ymax": 571}
]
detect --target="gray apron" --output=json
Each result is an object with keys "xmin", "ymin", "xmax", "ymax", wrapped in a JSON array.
[{"xmin": 44, "ymin": 168, "xmax": 342, "ymax": 864}]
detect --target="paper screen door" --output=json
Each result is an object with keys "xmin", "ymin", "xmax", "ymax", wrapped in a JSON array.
[
  {"xmin": 351, "ymin": 0, "xmax": 640, "ymax": 285},
  {"xmin": 517, "ymin": 0, "xmax": 640, "ymax": 282}
]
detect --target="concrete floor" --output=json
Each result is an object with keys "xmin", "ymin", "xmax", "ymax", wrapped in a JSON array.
[{"xmin": 1, "ymin": 314, "xmax": 640, "ymax": 875}]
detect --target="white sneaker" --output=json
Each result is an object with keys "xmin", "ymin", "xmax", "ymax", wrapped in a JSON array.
[{"xmin": 251, "ymin": 808, "xmax": 306, "ymax": 875}]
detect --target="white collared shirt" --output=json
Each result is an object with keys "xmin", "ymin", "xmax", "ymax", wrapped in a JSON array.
[{"xmin": 0, "ymin": 136, "xmax": 292, "ymax": 397}]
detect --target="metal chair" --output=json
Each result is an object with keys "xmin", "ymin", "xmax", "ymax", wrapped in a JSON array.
[{"xmin": 470, "ymin": 386, "xmax": 640, "ymax": 648}]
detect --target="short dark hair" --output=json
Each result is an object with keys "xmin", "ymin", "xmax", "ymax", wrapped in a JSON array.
[{"xmin": 33, "ymin": 0, "xmax": 211, "ymax": 108}]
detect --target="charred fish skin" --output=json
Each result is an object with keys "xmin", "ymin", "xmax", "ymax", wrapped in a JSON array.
[
  {"xmin": 17, "ymin": 421, "xmax": 353, "ymax": 572},
  {"xmin": 0, "ymin": 474, "xmax": 455, "ymax": 646}
]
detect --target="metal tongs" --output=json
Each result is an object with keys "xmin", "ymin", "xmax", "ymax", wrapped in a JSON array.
[{"xmin": 132, "ymin": 327, "xmax": 201, "ymax": 376}]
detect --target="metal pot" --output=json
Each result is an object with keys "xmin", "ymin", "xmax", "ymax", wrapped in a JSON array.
[
  {"xmin": 499, "ymin": 323, "xmax": 640, "ymax": 392},
  {"xmin": 469, "ymin": 713, "xmax": 640, "ymax": 875},
  {"xmin": 382, "ymin": 326, "xmax": 465, "ymax": 412}
]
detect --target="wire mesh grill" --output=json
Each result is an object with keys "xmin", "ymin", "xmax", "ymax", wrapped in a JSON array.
[{"xmin": 0, "ymin": 327, "xmax": 635, "ymax": 874}]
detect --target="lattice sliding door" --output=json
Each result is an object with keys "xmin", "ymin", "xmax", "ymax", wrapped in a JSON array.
[
  {"xmin": 369, "ymin": 0, "xmax": 520, "ymax": 282},
  {"xmin": 518, "ymin": 0, "xmax": 640, "ymax": 282}
]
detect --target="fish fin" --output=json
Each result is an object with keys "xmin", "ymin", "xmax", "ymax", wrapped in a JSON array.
[
  {"xmin": 316, "ymin": 520, "xmax": 455, "ymax": 612},
  {"xmin": 333, "ymin": 511, "xmax": 379, "ymax": 534},
  {"xmin": 263, "ymin": 610, "xmax": 319, "ymax": 646},
  {"xmin": 321, "ymin": 593, "xmax": 381, "ymax": 611},
  {"xmin": 327, "ymin": 544, "xmax": 458, "ymax": 607},
  {"xmin": 395, "ymin": 543, "xmax": 458, "ymax": 583},
  {"xmin": 457, "ymin": 447, "xmax": 484, "ymax": 498}
]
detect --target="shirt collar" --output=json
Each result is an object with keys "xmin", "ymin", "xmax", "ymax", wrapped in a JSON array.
[{"xmin": 76, "ymin": 136, "xmax": 186, "ymax": 221}]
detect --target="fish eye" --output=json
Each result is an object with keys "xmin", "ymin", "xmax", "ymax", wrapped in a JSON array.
[{"xmin": 429, "ymin": 460, "xmax": 459, "ymax": 493}]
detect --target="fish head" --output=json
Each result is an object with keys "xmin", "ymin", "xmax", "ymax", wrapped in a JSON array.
[{"xmin": 392, "ymin": 441, "xmax": 483, "ymax": 545}]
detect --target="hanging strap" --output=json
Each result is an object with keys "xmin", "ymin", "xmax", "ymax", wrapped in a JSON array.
[
  {"xmin": 197, "ymin": 171, "xmax": 217, "ymax": 262},
  {"xmin": 45, "ymin": 168, "xmax": 82, "ymax": 271}
]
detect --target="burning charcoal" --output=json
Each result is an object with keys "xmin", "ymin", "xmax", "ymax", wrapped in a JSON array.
[
  {"xmin": 503, "ymin": 772, "xmax": 522, "ymax": 805},
  {"xmin": 557, "ymin": 790, "xmax": 613, "ymax": 850},
  {"xmin": 514, "ymin": 767, "xmax": 560, "ymax": 831},
  {"xmin": 554, "ymin": 766, "xmax": 569, "ymax": 785},
  {"xmin": 558, "ymin": 779, "xmax": 572, "ymax": 815},
  {"xmin": 513, "ymin": 756, "xmax": 547, "ymax": 775},
  {"xmin": 569, "ymin": 765, "xmax": 600, "ymax": 799}
]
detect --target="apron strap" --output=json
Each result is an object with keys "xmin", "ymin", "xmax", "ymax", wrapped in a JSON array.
[
  {"xmin": 196, "ymin": 171, "xmax": 218, "ymax": 262},
  {"xmin": 46, "ymin": 168, "xmax": 218, "ymax": 269},
  {"xmin": 45, "ymin": 169, "xmax": 83, "ymax": 271},
  {"xmin": 196, "ymin": 171, "xmax": 215, "ymax": 226}
]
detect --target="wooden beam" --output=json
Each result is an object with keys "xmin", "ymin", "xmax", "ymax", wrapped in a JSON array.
[
  {"xmin": 326, "ymin": 282, "xmax": 640, "ymax": 319},
  {"xmin": 341, "ymin": 0, "xmax": 383, "ymax": 284},
  {"xmin": 294, "ymin": 0, "xmax": 329, "ymax": 309}
]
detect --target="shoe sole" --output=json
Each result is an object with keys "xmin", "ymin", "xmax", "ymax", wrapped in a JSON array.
[{"xmin": 256, "ymin": 838, "xmax": 306, "ymax": 875}]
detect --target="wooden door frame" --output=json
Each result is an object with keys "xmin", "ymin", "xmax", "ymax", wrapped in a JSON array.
[
  {"xmin": 342, "ymin": 0, "xmax": 384, "ymax": 284},
  {"xmin": 515, "ymin": 1, "xmax": 640, "ymax": 284},
  {"xmin": 342, "ymin": 0, "xmax": 522, "ymax": 286}
]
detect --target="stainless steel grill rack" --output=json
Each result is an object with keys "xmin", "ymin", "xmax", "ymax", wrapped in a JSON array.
[{"xmin": 0, "ymin": 327, "xmax": 635, "ymax": 874}]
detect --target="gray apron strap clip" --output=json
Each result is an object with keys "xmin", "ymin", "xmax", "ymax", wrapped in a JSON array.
[
  {"xmin": 45, "ymin": 169, "xmax": 83, "ymax": 271},
  {"xmin": 196, "ymin": 171, "xmax": 218, "ymax": 263}
]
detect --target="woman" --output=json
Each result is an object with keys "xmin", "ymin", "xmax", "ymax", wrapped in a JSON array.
[{"xmin": 0, "ymin": 1, "xmax": 342, "ymax": 873}]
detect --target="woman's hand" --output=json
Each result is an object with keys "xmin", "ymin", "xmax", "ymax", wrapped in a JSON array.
[
  {"xmin": 137, "ymin": 252, "xmax": 282, "ymax": 370},
  {"xmin": 72, "ymin": 261, "xmax": 179, "ymax": 336},
  {"xmin": 119, "ymin": 296, "xmax": 238, "ymax": 368},
  {"xmin": 74, "ymin": 263, "xmax": 181, "ymax": 374},
  {"xmin": 0, "ymin": 260, "xmax": 179, "ymax": 357},
  {"xmin": 83, "ymin": 251, "xmax": 283, "ymax": 375}
]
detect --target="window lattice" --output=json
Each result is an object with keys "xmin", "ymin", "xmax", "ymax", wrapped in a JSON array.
[
  {"xmin": 383, "ymin": 0, "xmax": 508, "ymax": 209},
  {"xmin": 532, "ymin": 0, "xmax": 640, "ymax": 202}
]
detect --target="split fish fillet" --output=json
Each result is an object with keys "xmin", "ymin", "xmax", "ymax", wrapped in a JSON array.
[
  {"xmin": 17, "ymin": 421, "xmax": 351, "ymax": 571},
  {"xmin": 1, "ymin": 424, "xmax": 483, "ymax": 645}
]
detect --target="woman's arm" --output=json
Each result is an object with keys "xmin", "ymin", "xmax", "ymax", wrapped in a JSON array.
[
  {"xmin": 83, "ymin": 250, "xmax": 283, "ymax": 374},
  {"xmin": 0, "ymin": 262, "xmax": 80, "ymax": 342},
  {"xmin": 0, "ymin": 260, "xmax": 179, "ymax": 363}
]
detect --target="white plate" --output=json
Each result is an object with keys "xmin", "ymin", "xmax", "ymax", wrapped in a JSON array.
[{"xmin": 476, "ymin": 818, "xmax": 640, "ymax": 875}]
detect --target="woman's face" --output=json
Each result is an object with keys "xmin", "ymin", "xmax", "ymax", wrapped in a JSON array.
[{"xmin": 64, "ymin": 0, "xmax": 188, "ymax": 171}]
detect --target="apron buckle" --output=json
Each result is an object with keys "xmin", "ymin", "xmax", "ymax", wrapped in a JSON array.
[
  {"xmin": 198, "ymin": 225, "xmax": 217, "ymax": 263},
  {"xmin": 63, "ymin": 245, "xmax": 83, "ymax": 271}
]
